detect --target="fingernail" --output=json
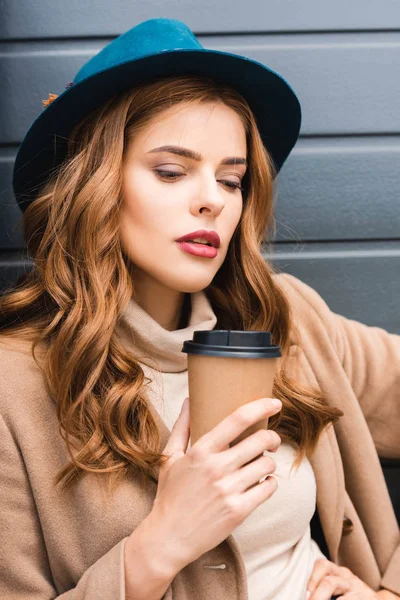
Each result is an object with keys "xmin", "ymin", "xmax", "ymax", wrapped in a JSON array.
[
  {"xmin": 271, "ymin": 399, "xmax": 282, "ymax": 407},
  {"xmin": 306, "ymin": 591, "xmax": 311, "ymax": 600}
]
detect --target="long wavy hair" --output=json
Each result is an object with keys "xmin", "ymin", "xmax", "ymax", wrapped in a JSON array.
[{"xmin": 0, "ymin": 74, "xmax": 343, "ymax": 494}]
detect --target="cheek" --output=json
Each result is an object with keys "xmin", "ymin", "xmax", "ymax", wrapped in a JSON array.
[
  {"xmin": 228, "ymin": 202, "xmax": 243, "ymax": 236},
  {"xmin": 123, "ymin": 169, "xmax": 174, "ymax": 221},
  {"xmin": 119, "ymin": 196, "xmax": 172, "ymax": 262},
  {"xmin": 121, "ymin": 178, "xmax": 162, "ymax": 234}
]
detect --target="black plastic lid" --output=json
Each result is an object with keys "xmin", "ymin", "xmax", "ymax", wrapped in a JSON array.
[{"xmin": 181, "ymin": 330, "xmax": 282, "ymax": 359}]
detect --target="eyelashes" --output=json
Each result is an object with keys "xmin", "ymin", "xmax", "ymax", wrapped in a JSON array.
[{"xmin": 153, "ymin": 169, "xmax": 244, "ymax": 192}]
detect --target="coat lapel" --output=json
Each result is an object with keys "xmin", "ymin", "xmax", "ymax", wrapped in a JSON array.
[
  {"xmin": 285, "ymin": 344, "xmax": 345, "ymax": 562},
  {"xmin": 308, "ymin": 426, "xmax": 345, "ymax": 562}
]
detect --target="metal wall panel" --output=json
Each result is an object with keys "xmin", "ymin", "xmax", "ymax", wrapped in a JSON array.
[
  {"xmin": 275, "ymin": 137, "xmax": 400, "ymax": 242},
  {"xmin": 2, "ymin": 33, "xmax": 400, "ymax": 143},
  {"xmin": 0, "ymin": 7, "xmax": 399, "ymax": 334},
  {"xmin": 269, "ymin": 241, "xmax": 400, "ymax": 335},
  {"xmin": 1, "ymin": 0, "xmax": 400, "ymax": 39}
]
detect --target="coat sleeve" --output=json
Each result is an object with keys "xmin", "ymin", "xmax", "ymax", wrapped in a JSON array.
[
  {"xmin": 0, "ymin": 412, "xmax": 172, "ymax": 600},
  {"xmin": 278, "ymin": 273, "xmax": 400, "ymax": 459},
  {"xmin": 332, "ymin": 310, "xmax": 400, "ymax": 460}
]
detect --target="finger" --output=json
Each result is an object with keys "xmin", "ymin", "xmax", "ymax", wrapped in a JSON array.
[
  {"xmin": 308, "ymin": 559, "xmax": 341, "ymax": 596},
  {"xmin": 309, "ymin": 576, "xmax": 351, "ymax": 600},
  {"xmin": 241, "ymin": 471, "xmax": 279, "ymax": 512},
  {"xmin": 198, "ymin": 397, "xmax": 282, "ymax": 453},
  {"xmin": 162, "ymin": 397, "xmax": 190, "ymax": 456},
  {"xmin": 223, "ymin": 429, "xmax": 281, "ymax": 473},
  {"xmin": 229, "ymin": 453, "xmax": 277, "ymax": 493},
  {"xmin": 336, "ymin": 594, "xmax": 366, "ymax": 599},
  {"xmin": 335, "ymin": 566, "xmax": 360, "ymax": 585}
]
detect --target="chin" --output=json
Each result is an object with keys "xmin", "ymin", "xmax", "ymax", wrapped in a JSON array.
[{"xmin": 171, "ymin": 280, "xmax": 213, "ymax": 294}]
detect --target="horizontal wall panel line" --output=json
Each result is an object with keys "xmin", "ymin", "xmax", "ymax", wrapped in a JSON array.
[
  {"xmin": 203, "ymin": 28, "xmax": 400, "ymax": 37},
  {"xmin": 267, "ymin": 240, "xmax": 400, "ymax": 251},
  {"xmin": 299, "ymin": 132, "xmax": 400, "ymax": 141},
  {"xmin": 3, "ymin": 135, "xmax": 400, "ymax": 153},
  {"xmin": 3, "ymin": 31, "xmax": 400, "ymax": 52},
  {"xmin": 2, "ymin": 241, "xmax": 400, "ymax": 262},
  {"xmin": 2, "ymin": 0, "xmax": 400, "ymax": 39},
  {"xmin": 2, "ymin": 29, "xmax": 400, "ymax": 47},
  {"xmin": 272, "ymin": 238, "xmax": 400, "ymax": 245},
  {"xmin": 0, "ymin": 262, "xmax": 31, "ymax": 270},
  {"xmin": 3, "ymin": 134, "xmax": 400, "ymax": 153},
  {"xmin": 3, "ymin": 251, "xmax": 400, "ymax": 264},
  {"xmin": 266, "ymin": 249, "xmax": 400, "ymax": 260},
  {"xmin": 0, "ymin": 251, "xmax": 30, "ymax": 262}
]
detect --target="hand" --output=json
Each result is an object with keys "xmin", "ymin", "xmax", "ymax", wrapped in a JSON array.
[
  {"xmin": 148, "ymin": 396, "xmax": 282, "ymax": 575},
  {"xmin": 376, "ymin": 591, "xmax": 400, "ymax": 600},
  {"xmin": 306, "ymin": 558, "xmax": 381, "ymax": 599}
]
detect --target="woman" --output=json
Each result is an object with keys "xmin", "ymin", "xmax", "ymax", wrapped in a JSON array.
[{"xmin": 1, "ymin": 17, "xmax": 399, "ymax": 600}]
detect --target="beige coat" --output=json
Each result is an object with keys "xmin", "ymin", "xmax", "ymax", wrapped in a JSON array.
[{"xmin": 0, "ymin": 272, "xmax": 399, "ymax": 599}]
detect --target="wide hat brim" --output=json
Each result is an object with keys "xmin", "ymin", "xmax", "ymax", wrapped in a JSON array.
[{"xmin": 12, "ymin": 47, "xmax": 301, "ymax": 214}]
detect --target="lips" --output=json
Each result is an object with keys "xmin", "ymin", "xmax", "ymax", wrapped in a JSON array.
[{"xmin": 175, "ymin": 229, "xmax": 221, "ymax": 248}]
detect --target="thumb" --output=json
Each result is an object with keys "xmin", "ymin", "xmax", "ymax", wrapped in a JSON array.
[{"xmin": 164, "ymin": 397, "xmax": 191, "ymax": 458}]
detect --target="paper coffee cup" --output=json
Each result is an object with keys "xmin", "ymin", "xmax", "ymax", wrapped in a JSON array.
[{"xmin": 181, "ymin": 330, "xmax": 282, "ymax": 448}]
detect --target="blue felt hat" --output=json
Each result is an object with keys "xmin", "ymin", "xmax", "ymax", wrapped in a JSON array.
[{"xmin": 12, "ymin": 17, "xmax": 302, "ymax": 214}]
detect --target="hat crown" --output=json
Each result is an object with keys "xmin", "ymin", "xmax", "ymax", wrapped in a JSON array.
[{"xmin": 74, "ymin": 18, "xmax": 203, "ymax": 84}]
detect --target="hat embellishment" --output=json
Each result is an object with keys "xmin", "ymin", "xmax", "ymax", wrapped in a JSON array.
[
  {"xmin": 42, "ymin": 93, "xmax": 59, "ymax": 107},
  {"xmin": 42, "ymin": 82, "xmax": 74, "ymax": 107}
]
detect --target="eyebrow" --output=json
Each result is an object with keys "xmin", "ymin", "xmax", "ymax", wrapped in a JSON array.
[{"xmin": 146, "ymin": 145, "xmax": 247, "ymax": 167}]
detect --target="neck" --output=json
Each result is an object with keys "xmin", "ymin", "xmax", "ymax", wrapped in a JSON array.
[{"xmin": 131, "ymin": 270, "xmax": 187, "ymax": 331}]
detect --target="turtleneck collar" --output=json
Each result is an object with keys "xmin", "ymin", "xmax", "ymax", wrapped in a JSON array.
[{"xmin": 117, "ymin": 290, "xmax": 218, "ymax": 373}]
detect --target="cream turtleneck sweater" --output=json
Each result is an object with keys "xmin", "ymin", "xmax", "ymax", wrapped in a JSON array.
[{"xmin": 118, "ymin": 290, "xmax": 326, "ymax": 600}]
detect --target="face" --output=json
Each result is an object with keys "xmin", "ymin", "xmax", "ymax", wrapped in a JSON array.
[{"xmin": 120, "ymin": 101, "xmax": 247, "ymax": 295}]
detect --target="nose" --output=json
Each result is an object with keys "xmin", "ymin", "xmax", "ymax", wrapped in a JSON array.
[{"xmin": 190, "ymin": 171, "xmax": 225, "ymax": 216}]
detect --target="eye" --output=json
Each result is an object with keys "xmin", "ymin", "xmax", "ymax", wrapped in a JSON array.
[
  {"xmin": 154, "ymin": 170, "xmax": 243, "ymax": 191},
  {"xmin": 221, "ymin": 180, "xmax": 244, "ymax": 191},
  {"xmin": 154, "ymin": 169, "xmax": 184, "ymax": 180}
]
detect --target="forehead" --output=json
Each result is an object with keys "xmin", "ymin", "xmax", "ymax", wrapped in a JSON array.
[{"xmin": 128, "ymin": 101, "xmax": 247, "ymax": 156}]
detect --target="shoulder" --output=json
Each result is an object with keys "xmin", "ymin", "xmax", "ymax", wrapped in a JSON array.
[
  {"xmin": 272, "ymin": 272, "xmax": 339, "ymax": 349},
  {"xmin": 0, "ymin": 333, "xmax": 45, "ymax": 369},
  {"xmin": 0, "ymin": 333, "xmax": 35, "ymax": 356},
  {"xmin": 273, "ymin": 272, "xmax": 333, "ymax": 316},
  {"xmin": 0, "ymin": 335, "xmax": 49, "ymax": 422}
]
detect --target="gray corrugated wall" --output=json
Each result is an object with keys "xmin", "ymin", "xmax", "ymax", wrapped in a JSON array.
[
  {"xmin": 1, "ymin": 3, "xmax": 400, "ymax": 333},
  {"xmin": 1, "ymin": 2, "xmax": 399, "ymax": 513}
]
